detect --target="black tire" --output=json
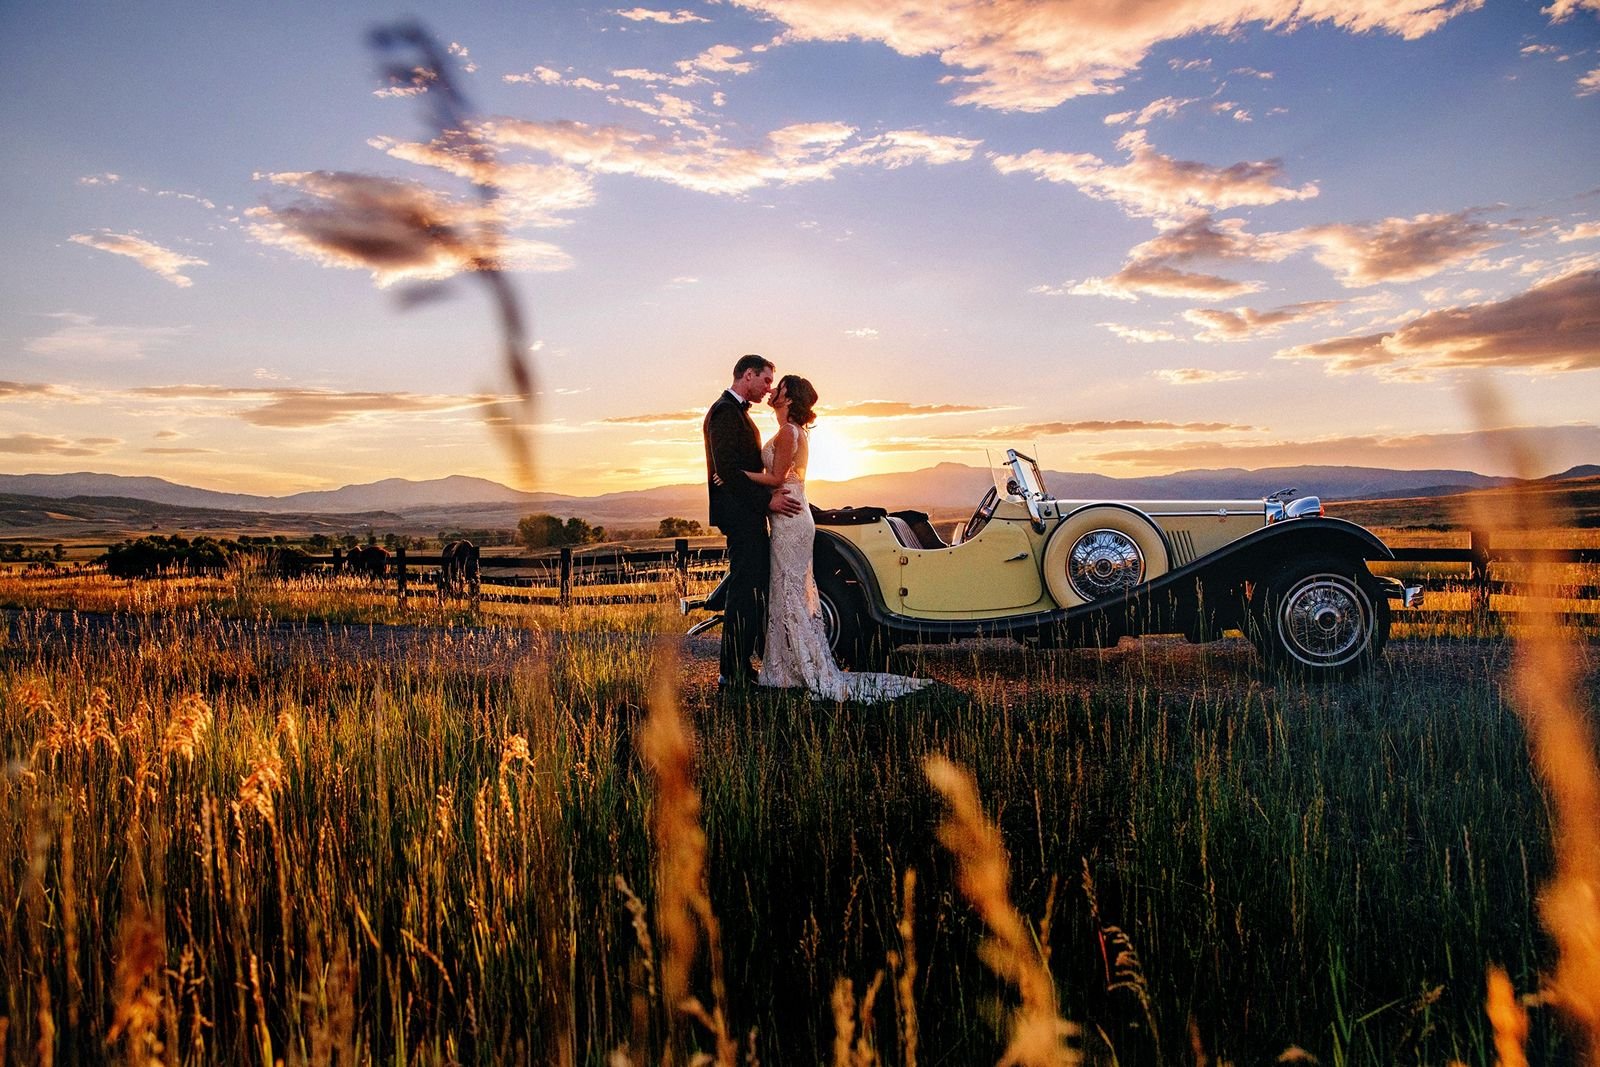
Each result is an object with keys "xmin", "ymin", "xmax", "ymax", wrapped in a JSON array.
[
  {"xmin": 1250, "ymin": 557, "xmax": 1389, "ymax": 678},
  {"xmin": 816, "ymin": 569, "xmax": 890, "ymax": 671}
]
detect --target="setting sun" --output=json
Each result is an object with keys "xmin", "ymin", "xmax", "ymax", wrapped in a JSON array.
[{"xmin": 802, "ymin": 423, "xmax": 857, "ymax": 483}]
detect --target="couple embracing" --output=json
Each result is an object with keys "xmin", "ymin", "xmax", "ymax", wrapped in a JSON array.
[{"xmin": 703, "ymin": 354, "xmax": 931, "ymax": 702}]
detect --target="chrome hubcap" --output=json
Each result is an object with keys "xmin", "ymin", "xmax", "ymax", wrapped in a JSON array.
[
  {"xmin": 1278, "ymin": 575, "xmax": 1370, "ymax": 666},
  {"xmin": 1068, "ymin": 529, "xmax": 1144, "ymax": 600}
]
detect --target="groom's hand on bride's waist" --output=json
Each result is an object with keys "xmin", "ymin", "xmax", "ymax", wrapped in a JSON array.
[{"xmin": 768, "ymin": 487, "xmax": 804, "ymax": 516}]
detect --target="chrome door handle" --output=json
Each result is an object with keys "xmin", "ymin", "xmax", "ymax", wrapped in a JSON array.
[{"xmin": 1004, "ymin": 552, "xmax": 1029, "ymax": 562}]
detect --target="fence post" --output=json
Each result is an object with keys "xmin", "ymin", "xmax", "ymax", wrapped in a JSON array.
[
  {"xmin": 674, "ymin": 537, "xmax": 690, "ymax": 597},
  {"xmin": 332, "ymin": 546, "xmax": 343, "ymax": 575},
  {"xmin": 396, "ymin": 543, "xmax": 408, "ymax": 606},
  {"xmin": 470, "ymin": 544, "xmax": 481, "ymax": 612},
  {"xmin": 559, "ymin": 545, "xmax": 573, "ymax": 607},
  {"xmin": 1469, "ymin": 528, "xmax": 1491, "ymax": 629}
]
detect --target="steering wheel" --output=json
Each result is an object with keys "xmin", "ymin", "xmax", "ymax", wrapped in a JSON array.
[{"xmin": 961, "ymin": 486, "xmax": 1000, "ymax": 544}]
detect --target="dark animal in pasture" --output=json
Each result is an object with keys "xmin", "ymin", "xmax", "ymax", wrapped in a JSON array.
[
  {"xmin": 438, "ymin": 539, "xmax": 480, "ymax": 596},
  {"xmin": 344, "ymin": 544, "xmax": 389, "ymax": 579}
]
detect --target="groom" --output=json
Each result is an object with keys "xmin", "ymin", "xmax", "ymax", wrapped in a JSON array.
[{"xmin": 703, "ymin": 354, "xmax": 803, "ymax": 689}]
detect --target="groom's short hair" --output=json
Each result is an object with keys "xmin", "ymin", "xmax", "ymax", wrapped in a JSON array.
[{"xmin": 732, "ymin": 353, "xmax": 773, "ymax": 379}]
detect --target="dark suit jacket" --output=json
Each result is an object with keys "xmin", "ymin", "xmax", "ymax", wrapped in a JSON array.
[{"xmin": 703, "ymin": 392, "xmax": 771, "ymax": 530}]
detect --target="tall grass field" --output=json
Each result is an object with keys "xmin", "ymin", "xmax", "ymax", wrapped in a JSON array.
[{"xmin": 1, "ymin": 565, "xmax": 1596, "ymax": 1065}]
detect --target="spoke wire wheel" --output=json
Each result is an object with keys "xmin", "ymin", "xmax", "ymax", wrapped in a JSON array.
[
  {"xmin": 1041, "ymin": 505, "xmax": 1169, "ymax": 609},
  {"xmin": 818, "ymin": 588, "xmax": 841, "ymax": 650},
  {"xmin": 1067, "ymin": 528, "xmax": 1145, "ymax": 600},
  {"xmin": 1274, "ymin": 571, "xmax": 1374, "ymax": 669}
]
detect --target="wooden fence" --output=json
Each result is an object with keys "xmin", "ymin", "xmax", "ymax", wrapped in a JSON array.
[{"xmin": 314, "ymin": 531, "xmax": 1600, "ymax": 632}]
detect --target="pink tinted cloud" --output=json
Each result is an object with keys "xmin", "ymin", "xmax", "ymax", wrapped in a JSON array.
[
  {"xmin": 1088, "ymin": 424, "xmax": 1600, "ymax": 474},
  {"xmin": 992, "ymin": 130, "xmax": 1317, "ymax": 218},
  {"xmin": 730, "ymin": 0, "xmax": 1477, "ymax": 111},
  {"xmin": 1057, "ymin": 215, "xmax": 1286, "ymax": 300},
  {"xmin": 69, "ymin": 231, "xmax": 206, "ymax": 287},
  {"xmin": 129, "ymin": 385, "xmax": 509, "ymax": 428},
  {"xmin": 1288, "ymin": 210, "xmax": 1503, "ymax": 287},
  {"xmin": 0, "ymin": 432, "xmax": 121, "ymax": 457},
  {"xmin": 1153, "ymin": 367, "xmax": 1253, "ymax": 384},
  {"xmin": 1184, "ymin": 300, "xmax": 1342, "ymax": 341},
  {"xmin": 1279, "ymin": 268, "xmax": 1600, "ymax": 376},
  {"xmin": 489, "ymin": 117, "xmax": 979, "ymax": 196}
]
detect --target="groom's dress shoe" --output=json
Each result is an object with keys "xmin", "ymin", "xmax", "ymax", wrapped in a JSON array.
[{"xmin": 716, "ymin": 671, "xmax": 759, "ymax": 691}]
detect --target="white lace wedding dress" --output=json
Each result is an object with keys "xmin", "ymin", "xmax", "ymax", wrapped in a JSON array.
[{"xmin": 757, "ymin": 424, "xmax": 932, "ymax": 702}]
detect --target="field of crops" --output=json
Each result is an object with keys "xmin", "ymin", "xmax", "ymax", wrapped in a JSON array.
[{"xmin": 1, "ymin": 566, "xmax": 1597, "ymax": 1065}]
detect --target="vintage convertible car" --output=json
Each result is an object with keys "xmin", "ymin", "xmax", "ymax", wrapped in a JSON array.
[{"xmin": 684, "ymin": 449, "xmax": 1422, "ymax": 678}]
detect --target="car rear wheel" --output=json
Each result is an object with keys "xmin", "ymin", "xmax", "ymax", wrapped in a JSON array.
[
  {"xmin": 1250, "ymin": 557, "xmax": 1389, "ymax": 678},
  {"xmin": 817, "ymin": 569, "xmax": 892, "ymax": 671}
]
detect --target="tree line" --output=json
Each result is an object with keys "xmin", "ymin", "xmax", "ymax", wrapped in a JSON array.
[{"xmin": 72, "ymin": 516, "xmax": 711, "ymax": 579}]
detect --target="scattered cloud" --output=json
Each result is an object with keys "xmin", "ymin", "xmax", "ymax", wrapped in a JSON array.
[
  {"xmin": 23, "ymin": 313, "xmax": 187, "ymax": 362},
  {"xmin": 1558, "ymin": 220, "xmax": 1600, "ymax": 243},
  {"xmin": 828, "ymin": 400, "xmax": 999, "ymax": 419},
  {"xmin": 69, "ymin": 230, "xmax": 206, "ymax": 287},
  {"xmin": 506, "ymin": 66, "xmax": 620, "ymax": 93},
  {"xmin": 1104, "ymin": 96, "xmax": 1200, "ymax": 126},
  {"xmin": 1100, "ymin": 322, "xmax": 1180, "ymax": 343},
  {"xmin": 1578, "ymin": 66, "xmax": 1600, "ymax": 96},
  {"xmin": 602, "ymin": 409, "xmax": 702, "ymax": 425},
  {"xmin": 447, "ymin": 41, "xmax": 477, "ymax": 74},
  {"xmin": 142, "ymin": 446, "xmax": 219, "ymax": 455},
  {"xmin": 607, "ymin": 43, "xmax": 755, "ymax": 89},
  {"xmin": 992, "ymin": 130, "xmax": 1317, "ymax": 219},
  {"xmin": 844, "ymin": 327, "xmax": 879, "ymax": 339},
  {"xmin": 1543, "ymin": 0, "xmax": 1600, "ymax": 23},
  {"xmin": 1087, "ymin": 423, "xmax": 1600, "ymax": 475},
  {"xmin": 617, "ymin": 7, "xmax": 710, "ymax": 24},
  {"xmin": 1063, "ymin": 266, "xmax": 1261, "ymax": 301},
  {"xmin": 997, "ymin": 419, "xmax": 1254, "ymax": 436},
  {"xmin": 1153, "ymin": 367, "xmax": 1253, "ymax": 385},
  {"xmin": 0, "ymin": 432, "xmax": 121, "ymax": 457},
  {"xmin": 1057, "ymin": 216, "xmax": 1287, "ymax": 300},
  {"xmin": 729, "ymin": 0, "xmax": 1477, "ymax": 111},
  {"xmin": 247, "ymin": 170, "xmax": 573, "ymax": 286},
  {"xmin": 488, "ymin": 117, "xmax": 980, "ymax": 196},
  {"xmin": 1278, "ymin": 268, "xmax": 1600, "ymax": 376},
  {"xmin": 127, "ymin": 385, "xmax": 511, "ymax": 428},
  {"xmin": 601, "ymin": 399, "xmax": 1001, "ymax": 425},
  {"xmin": 367, "ymin": 136, "xmax": 596, "ymax": 224},
  {"xmin": 1287, "ymin": 210, "xmax": 1503, "ymax": 287},
  {"xmin": 0, "ymin": 381, "xmax": 77, "ymax": 401},
  {"xmin": 1184, "ymin": 300, "xmax": 1342, "ymax": 341},
  {"xmin": 77, "ymin": 172, "xmax": 121, "ymax": 185}
]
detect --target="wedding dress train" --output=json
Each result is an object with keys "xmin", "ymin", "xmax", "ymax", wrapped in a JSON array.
[{"xmin": 757, "ymin": 426, "xmax": 932, "ymax": 702}]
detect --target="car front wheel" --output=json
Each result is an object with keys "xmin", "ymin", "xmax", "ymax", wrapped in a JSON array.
[{"xmin": 1250, "ymin": 557, "xmax": 1389, "ymax": 678}]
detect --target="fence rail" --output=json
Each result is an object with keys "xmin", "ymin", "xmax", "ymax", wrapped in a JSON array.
[{"xmin": 303, "ymin": 531, "xmax": 1600, "ymax": 633}]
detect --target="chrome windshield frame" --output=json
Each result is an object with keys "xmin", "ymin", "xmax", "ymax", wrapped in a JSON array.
[{"xmin": 1006, "ymin": 449, "xmax": 1049, "ymax": 531}]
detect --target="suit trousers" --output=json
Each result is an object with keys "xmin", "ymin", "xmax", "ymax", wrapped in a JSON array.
[{"xmin": 718, "ymin": 512, "xmax": 770, "ymax": 680}]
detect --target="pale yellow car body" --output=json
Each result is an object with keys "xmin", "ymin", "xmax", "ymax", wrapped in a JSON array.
[{"xmin": 831, "ymin": 496, "xmax": 1269, "ymax": 620}]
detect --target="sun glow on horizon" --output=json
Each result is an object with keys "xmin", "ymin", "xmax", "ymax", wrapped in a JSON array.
[{"xmin": 802, "ymin": 423, "xmax": 858, "ymax": 483}]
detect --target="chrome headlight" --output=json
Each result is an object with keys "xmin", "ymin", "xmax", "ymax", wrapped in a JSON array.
[{"xmin": 1285, "ymin": 495, "xmax": 1323, "ymax": 518}]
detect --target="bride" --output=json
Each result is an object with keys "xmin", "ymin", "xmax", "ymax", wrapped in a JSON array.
[{"xmin": 742, "ymin": 375, "xmax": 932, "ymax": 702}]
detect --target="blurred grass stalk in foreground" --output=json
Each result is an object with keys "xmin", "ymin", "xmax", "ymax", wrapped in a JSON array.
[{"xmin": 1472, "ymin": 389, "xmax": 1600, "ymax": 1065}]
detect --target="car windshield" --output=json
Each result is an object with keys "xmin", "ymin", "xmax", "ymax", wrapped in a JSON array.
[{"xmin": 990, "ymin": 448, "xmax": 1047, "ymax": 500}]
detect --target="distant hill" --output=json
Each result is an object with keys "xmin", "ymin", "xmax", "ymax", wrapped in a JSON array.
[{"xmin": 0, "ymin": 462, "xmax": 1569, "ymax": 534}]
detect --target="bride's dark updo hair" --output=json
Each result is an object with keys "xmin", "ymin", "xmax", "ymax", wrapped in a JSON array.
[{"xmin": 778, "ymin": 375, "xmax": 818, "ymax": 426}]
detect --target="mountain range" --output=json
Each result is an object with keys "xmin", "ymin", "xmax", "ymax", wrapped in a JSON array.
[{"xmin": 4, "ymin": 463, "xmax": 1596, "ymax": 533}]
